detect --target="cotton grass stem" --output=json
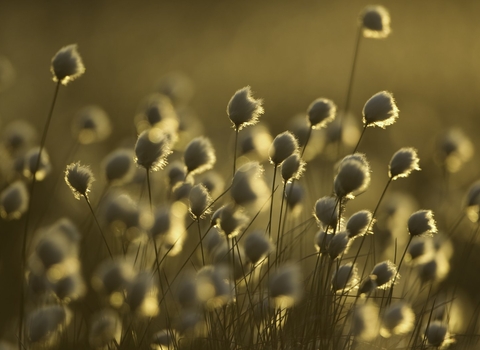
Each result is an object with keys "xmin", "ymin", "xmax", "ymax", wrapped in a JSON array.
[
  {"xmin": 85, "ymin": 195, "xmax": 113, "ymax": 259},
  {"xmin": 233, "ymin": 126, "xmax": 239, "ymax": 176},
  {"xmin": 352, "ymin": 124, "xmax": 368, "ymax": 154},
  {"xmin": 268, "ymin": 166, "xmax": 278, "ymax": 237}
]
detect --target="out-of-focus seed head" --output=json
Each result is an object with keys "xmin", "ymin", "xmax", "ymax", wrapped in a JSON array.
[
  {"xmin": 244, "ymin": 230, "xmax": 271, "ymax": 265},
  {"xmin": 102, "ymin": 148, "xmax": 136, "ymax": 186},
  {"xmin": 51, "ymin": 44, "xmax": 85, "ymax": 85},
  {"xmin": 27, "ymin": 305, "xmax": 71, "ymax": 344},
  {"xmin": 357, "ymin": 275, "xmax": 377, "ymax": 297},
  {"xmin": 371, "ymin": 261, "xmax": 397, "ymax": 289},
  {"xmin": 151, "ymin": 329, "xmax": 178, "ymax": 349},
  {"xmin": 189, "ymin": 184, "xmax": 212, "ymax": 220},
  {"xmin": 227, "ymin": 86, "xmax": 264, "ymax": 130},
  {"xmin": 196, "ymin": 265, "xmax": 232, "ymax": 310},
  {"xmin": 360, "ymin": 5, "xmax": 391, "ymax": 39},
  {"xmin": 406, "ymin": 237, "xmax": 436, "ymax": 265},
  {"xmin": 212, "ymin": 243, "xmax": 251, "ymax": 281},
  {"xmin": 332, "ymin": 263, "xmax": 358, "ymax": 292},
  {"xmin": 281, "ymin": 153, "xmax": 306, "ymax": 182},
  {"xmin": 314, "ymin": 196, "xmax": 338, "ymax": 229},
  {"xmin": 199, "ymin": 170, "xmax": 225, "ymax": 199},
  {"xmin": 204, "ymin": 226, "xmax": 225, "ymax": 255},
  {"xmin": 328, "ymin": 231, "xmax": 350, "ymax": 260},
  {"xmin": 285, "ymin": 181, "xmax": 304, "ymax": 210},
  {"xmin": 166, "ymin": 161, "xmax": 187, "ymax": 188},
  {"xmin": 238, "ymin": 124, "xmax": 273, "ymax": 160},
  {"xmin": 0, "ymin": 55, "xmax": 15, "ymax": 92},
  {"xmin": 23, "ymin": 147, "xmax": 51, "ymax": 181},
  {"xmin": 334, "ymin": 154, "xmax": 371, "ymax": 199},
  {"xmin": 408, "ymin": 210, "xmax": 437, "ymax": 237},
  {"xmin": 465, "ymin": 180, "xmax": 480, "ymax": 222},
  {"xmin": 52, "ymin": 272, "xmax": 86, "ymax": 303},
  {"xmin": 1, "ymin": 120, "xmax": 36, "ymax": 155},
  {"xmin": 380, "ymin": 302, "xmax": 415, "ymax": 338},
  {"xmin": 425, "ymin": 321, "xmax": 453, "ymax": 348},
  {"xmin": 72, "ymin": 105, "xmax": 111, "ymax": 145},
  {"xmin": 314, "ymin": 230, "xmax": 333, "ymax": 253},
  {"xmin": 230, "ymin": 162, "xmax": 268, "ymax": 209},
  {"xmin": 307, "ymin": 97, "xmax": 337, "ymax": 129},
  {"xmin": 0, "ymin": 180, "xmax": 28, "ymax": 220},
  {"xmin": 216, "ymin": 204, "xmax": 248, "ymax": 238},
  {"xmin": 269, "ymin": 264, "xmax": 302, "ymax": 309},
  {"xmin": 183, "ymin": 136, "xmax": 216, "ymax": 176},
  {"xmin": 89, "ymin": 309, "xmax": 121, "ymax": 349},
  {"xmin": 352, "ymin": 303, "xmax": 380, "ymax": 341},
  {"xmin": 103, "ymin": 192, "xmax": 141, "ymax": 233},
  {"xmin": 346, "ymin": 210, "xmax": 373, "ymax": 239},
  {"xmin": 437, "ymin": 128, "xmax": 474, "ymax": 173},
  {"xmin": 268, "ymin": 131, "xmax": 299, "ymax": 166},
  {"xmin": 417, "ymin": 255, "xmax": 450, "ymax": 284},
  {"xmin": 65, "ymin": 162, "xmax": 95, "ymax": 200},
  {"xmin": 362, "ymin": 91, "xmax": 399, "ymax": 128},
  {"xmin": 134, "ymin": 128, "xmax": 172, "ymax": 171},
  {"xmin": 389, "ymin": 147, "xmax": 421, "ymax": 180},
  {"xmin": 177, "ymin": 273, "xmax": 198, "ymax": 309},
  {"xmin": 92, "ymin": 260, "xmax": 136, "ymax": 303},
  {"xmin": 171, "ymin": 177, "xmax": 194, "ymax": 202},
  {"xmin": 126, "ymin": 272, "xmax": 159, "ymax": 317},
  {"xmin": 157, "ymin": 71, "xmax": 195, "ymax": 107},
  {"xmin": 135, "ymin": 93, "xmax": 178, "ymax": 132}
]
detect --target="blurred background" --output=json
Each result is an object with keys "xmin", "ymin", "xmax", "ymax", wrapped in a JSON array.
[{"xmin": 1, "ymin": 0, "xmax": 480, "ymax": 341}]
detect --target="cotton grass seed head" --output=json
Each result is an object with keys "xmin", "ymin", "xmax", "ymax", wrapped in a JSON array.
[
  {"xmin": 408, "ymin": 210, "xmax": 437, "ymax": 237},
  {"xmin": 334, "ymin": 154, "xmax": 371, "ymax": 199},
  {"xmin": 437, "ymin": 127, "xmax": 474, "ymax": 173},
  {"xmin": 389, "ymin": 147, "xmax": 421, "ymax": 180},
  {"xmin": 136, "ymin": 93, "xmax": 178, "ymax": 129},
  {"xmin": 362, "ymin": 91, "xmax": 399, "ymax": 128},
  {"xmin": 183, "ymin": 136, "xmax": 216, "ymax": 176},
  {"xmin": 360, "ymin": 5, "xmax": 391, "ymax": 39},
  {"xmin": 189, "ymin": 184, "xmax": 212, "ymax": 220},
  {"xmin": 285, "ymin": 181, "xmax": 304, "ymax": 210},
  {"xmin": 2, "ymin": 119, "xmax": 37, "ymax": 154},
  {"xmin": 380, "ymin": 302, "xmax": 415, "ymax": 338},
  {"xmin": 269, "ymin": 131, "xmax": 299, "ymax": 166},
  {"xmin": 307, "ymin": 97, "xmax": 337, "ymax": 129},
  {"xmin": 371, "ymin": 260, "xmax": 397, "ymax": 289},
  {"xmin": 151, "ymin": 329, "xmax": 178, "ymax": 349},
  {"xmin": 230, "ymin": 162, "xmax": 268, "ymax": 209},
  {"xmin": 269, "ymin": 264, "xmax": 302, "ymax": 309},
  {"xmin": 328, "ymin": 231, "xmax": 350, "ymax": 260},
  {"xmin": 352, "ymin": 303, "xmax": 380, "ymax": 341},
  {"xmin": 27, "ymin": 305, "xmax": 71, "ymax": 344},
  {"xmin": 314, "ymin": 196, "xmax": 338, "ymax": 228},
  {"xmin": 227, "ymin": 86, "xmax": 264, "ymax": 130},
  {"xmin": 332, "ymin": 263, "xmax": 358, "ymax": 293},
  {"xmin": 72, "ymin": 105, "xmax": 111, "ymax": 145},
  {"xmin": 346, "ymin": 210, "xmax": 373, "ymax": 239},
  {"xmin": 358, "ymin": 276, "xmax": 377, "ymax": 296},
  {"xmin": 134, "ymin": 128, "xmax": 172, "ymax": 171},
  {"xmin": 102, "ymin": 148, "xmax": 136, "ymax": 186},
  {"xmin": 314, "ymin": 230, "xmax": 333, "ymax": 253},
  {"xmin": 215, "ymin": 204, "xmax": 249, "ymax": 238},
  {"xmin": 89, "ymin": 309, "xmax": 121, "ymax": 349},
  {"xmin": 196, "ymin": 265, "xmax": 232, "ymax": 309},
  {"xmin": 23, "ymin": 147, "xmax": 51, "ymax": 181},
  {"xmin": 281, "ymin": 153, "xmax": 305, "ymax": 182},
  {"xmin": 465, "ymin": 180, "xmax": 480, "ymax": 222},
  {"xmin": 126, "ymin": 272, "xmax": 159, "ymax": 317},
  {"xmin": 65, "ymin": 162, "xmax": 95, "ymax": 200},
  {"xmin": 51, "ymin": 44, "xmax": 85, "ymax": 85},
  {"xmin": 425, "ymin": 321, "xmax": 453, "ymax": 348},
  {"xmin": 244, "ymin": 230, "xmax": 271, "ymax": 265},
  {"xmin": 0, "ymin": 180, "xmax": 28, "ymax": 220}
]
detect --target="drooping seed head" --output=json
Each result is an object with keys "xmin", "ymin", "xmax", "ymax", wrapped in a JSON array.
[
  {"xmin": 27, "ymin": 305, "xmax": 71, "ymax": 344},
  {"xmin": 352, "ymin": 303, "xmax": 380, "ymax": 341},
  {"xmin": 334, "ymin": 154, "xmax": 371, "ymax": 199},
  {"xmin": 408, "ymin": 210, "xmax": 437, "ymax": 237},
  {"xmin": 281, "ymin": 153, "xmax": 306, "ymax": 182},
  {"xmin": 307, "ymin": 97, "xmax": 337, "ymax": 129},
  {"xmin": 72, "ymin": 105, "xmax": 111, "ymax": 144},
  {"xmin": 389, "ymin": 147, "xmax": 421, "ymax": 180},
  {"xmin": 89, "ymin": 310, "xmax": 121, "ymax": 349},
  {"xmin": 360, "ymin": 5, "xmax": 391, "ymax": 39},
  {"xmin": 244, "ymin": 230, "xmax": 271, "ymax": 265},
  {"xmin": 371, "ymin": 260, "xmax": 397, "ymax": 289},
  {"xmin": 189, "ymin": 184, "xmax": 212, "ymax": 220},
  {"xmin": 328, "ymin": 231, "xmax": 351, "ymax": 260},
  {"xmin": 227, "ymin": 86, "xmax": 264, "ymax": 130},
  {"xmin": 362, "ymin": 91, "xmax": 399, "ymax": 128},
  {"xmin": 380, "ymin": 302, "xmax": 415, "ymax": 338},
  {"xmin": 332, "ymin": 263, "xmax": 358, "ymax": 292},
  {"xmin": 346, "ymin": 210, "xmax": 373, "ymax": 239},
  {"xmin": 23, "ymin": 147, "xmax": 51, "ymax": 181},
  {"xmin": 102, "ymin": 148, "xmax": 136, "ymax": 186},
  {"xmin": 65, "ymin": 162, "xmax": 95, "ymax": 200},
  {"xmin": 230, "ymin": 162, "xmax": 268, "ymax": 209},
  {"xmin": 269, "ymin": 131, "xmax": 299, "ymax": 166},
  {"xmin": 183, "ymin": 136, "xmax": 216, "ymax": 176},
  {"xmin": 134, "ymin": 128, "xmax": 172, "ymax": 171},
  {"xmin": 0, "ymin": 180, "xmax": 28, "ymax": 220},
  {"xmin": 51, "ymin": 44, "xmax": 85, "ymax": 85},
  {"xmin": 269, "ymin": 264, "xmax": 302, "ymax": 309},
  {"xmin": 314, "ymin": 196, "xmax": 338, "ymax": 228}
]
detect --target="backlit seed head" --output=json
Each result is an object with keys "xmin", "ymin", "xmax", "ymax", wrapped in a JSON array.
[
  {"xmin": 51, "ymin": 44, "xmax": 85, "ymax": 85},
  {"xmin": 269, "ymin": 264, "xmax": 302, "ymax": 309},
  {"xmin": 189, "ymin": 184, "xmax": 212, "ymax": 220},
  {"xmin": 23, "ymin": 147, "xmax": 51, "ymax": 181},
  {"xmin": 281, "ymin": 153, "xmax": 306, "ymax": 182},
  {"xmin": 332, "ymin": 263, "xmax": 358, "ymax": 292},
  {"xmin": 328, "ymin": 231, "xmax": 350, "ymax": 260},
  {"xmin": 0, "ymin": 180, "xmax": 28, "ymax": 220},
  {"xmin": 183, "ymin": 136, "xmax": 216, "ymax": 176},
  {"xmin": 89, "ymin": 309, "xmax": 121, "ymax": 348},
  {"xmin": 307, "ymin": 97, "xmax": 337, "ymax": 129},
  {"xmin": 437, "ymin": 127, "xmax": 474, "ymax": 173},
  {"xmin": 104, "ymin": 192, "xmax": 140, "ymax": 230},
  {"xmin": 371, "ymin": 261, "xmax": 397, "ymax": 289},
  {"xmin": 352, "ymin": 303, "xmax": 380, "ymax": 341},
  {"xmin": 285, "ymin": 181, "xmax": 304, "ymax": 209},
  {"xmin": 408, "ymin": 210, "xmax": 437, "ymax": 237},
  {"xmin": 406, "ymin": 237, "xmax": 436, "ymax": 265},
  {"xmin": 134, "ymin": 128, "xmax": 172, "ymax": 171},
  {"xmin": 171, "ymin": 178, "xmax": 194, "ymax": 202},
  {"xmin": 227, "ymin": 86, "xmax": 264, "ymax": 130},
  {"xmin": 389, "ymin": 147, "xmax": 421, "ymax": 180},
  {"xmin": 362, "ymin": 91, "xmax": 399, "ymax": 128},
  {"xmin": 357, "ymin": 276, "xmax": 377, "ymax": 297},
  {"xmin": 380, "ymin": 302, "xmax": 415, "ymax": 338},
  {"xmin": 126, "ymin": 272, "xmax": 159, "ymax": 317},
  {"xmin": 360, "ymin": 5, "xmax": 391, "ymax": 39},
  {"xmin": 244, "ymin": 230, "xmax": 271, "ymax": 265},
  {"xmin": 102, "ymin": 148, "xmax": 136, "ymax": 186},
  {"xmin": 269, "ymin": 131, "xmax": 299, "ymax": 166},
  {"xmin": 334, "ymin": 154, "xmax": 371, "ymax": 199},
  {"xmin": 346, "ymin": 210, "xmax": 373, "ymax": 239},
  {"xmin": 425, "ymin": 321, "xmax": 453, "ymax": 348},
  {"xmin": 314, "ymin": 230, "xmax": 333, "ymax": 253},
  {"xmin": 166, "ymin": 161, "xmax": 187, "ymax": 188},
  {"xmin": 27, "ymin": 305, "xmax": 71, "ymax": 344},
  {"xmin": 230, "ymin": 162, "xmax": 268, "ymax": 209},
  {"xmin": 65, "ymin": 162, "xmax": 95, "ymax": 200},
  {"xmin": 314, "ymin": 196, "xmax": 338, "ymax": 228},
  {"xmin": 215, "ymin": 204, "xmax": 248, "ymax": 238},
  {"xmin": 72, "ymin": 105, "xmax": 111, "ymax": 144},
  {"xmin": 199, "ymin": 170, "xmax": 225, "ymax": 199}
]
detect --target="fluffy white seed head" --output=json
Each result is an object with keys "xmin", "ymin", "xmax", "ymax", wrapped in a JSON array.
[
  {"xmin": 371, "ymin": 261, "xmax": 397, "ymax": 289},
  {"xmin": 269, "ymin": 131, "xmax": 299, "ymax": 166},
  {"xmin": 244, "ymin": 230, "xmax": 271, "ymax": 265},
  {"xmin": 360, "ymin": 5, "xmax": 391, "ymax": 39},
  {"xmin": 281, "ymin": 153, "xmax": 306, "ymax": 182},
  {"xmin": 134, "ymin": 128, "xmax": 172, "ymax": 171},
  {"xmin": 437, "ymin": 127, "xmax": 474, "ymax": 173},
  {"xmin": 215, "ymin": 204, "xmax": 248, "ymax": 238},
  {"xmin": 0, "ymin": 180, "xmax": 29, "ymax": 220},
  {"xmin": 328, "ymin": 231, "xmax": 350, "ymax": 260},
  {"xmin": 332, "ymin": 263, "xmax": 358, "ymax": 292},
  {"xmin": 346, "ymin": 210, "xmax": 373, "ymax": 239},
  {"xmin": 380, "ymin": 302, "xmax": 415, "ymax": 338},
  {"xmin": 189, "ymin": 184, "xmax": 212, "ymax": 220},
  {"xmin": 103, "ymin": 192, "xmax": 140, "ymax": 231},
  {"xmin": 408, "ymin": 210, "xmax": 437, "ymax": 237},
  {"xmin": 102, "ymin": 148, "xmax": 136, "ymax": 186},
  {"xmin": 307, "ymin": 98, "xmax": 337, "ymax": 129},
  {"xmin": 269, "ymin": 264, "xmax": 302, "ymax": 309},
  {"xmin": 89, "ymin": 309, "xmax": 121, "ymax": 348},
  {"xmin": 51, "ymin": 44, "xmax": 85, "ymax": 85},
  {"xmin": 183, "ymin": 136, "xmax": 216, "ymax": 176},
  {"xmin": 362, "ymin": 91, "xmax": 399, "ymax": 128},
  {"xmin": 23, "ymin": 147, "xmax": 51, "ymax": 181},
  {"xmin": 314, "ymin": 196, "xmax": 338, "ymax": 228},
  {"xmin": 352, "ymin": 303, "xmax": 380, "ymax": 341},
  {"xmin": 27, "ymin": 305, "xmax": 71, "ymax": 344},
  {"xmin": 389, "ymin": 147, "xmax": 421, "ymax": 180},
  {"xmin": 230, "ymin": 162, "xmax": 268, "ymax": 209},
  {"xmin": 72, "ymin": 105, "xmax": 111, "ymax": 145},
  {"xmin": 65, "ymin": 162, "xmax": 95, "ymax": 200},
  {"xmin": 334, "ymin": 154, "xmax": 371, "ymax": 199},
  {"xmin": 227, "ymin": 86, "xmax": 264, "ymax": 130}
]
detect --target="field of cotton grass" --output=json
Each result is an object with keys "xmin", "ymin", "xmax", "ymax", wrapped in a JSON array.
[{"xmin": 1, "ymin": 2, "xmax": 480, "ymax": 350}]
